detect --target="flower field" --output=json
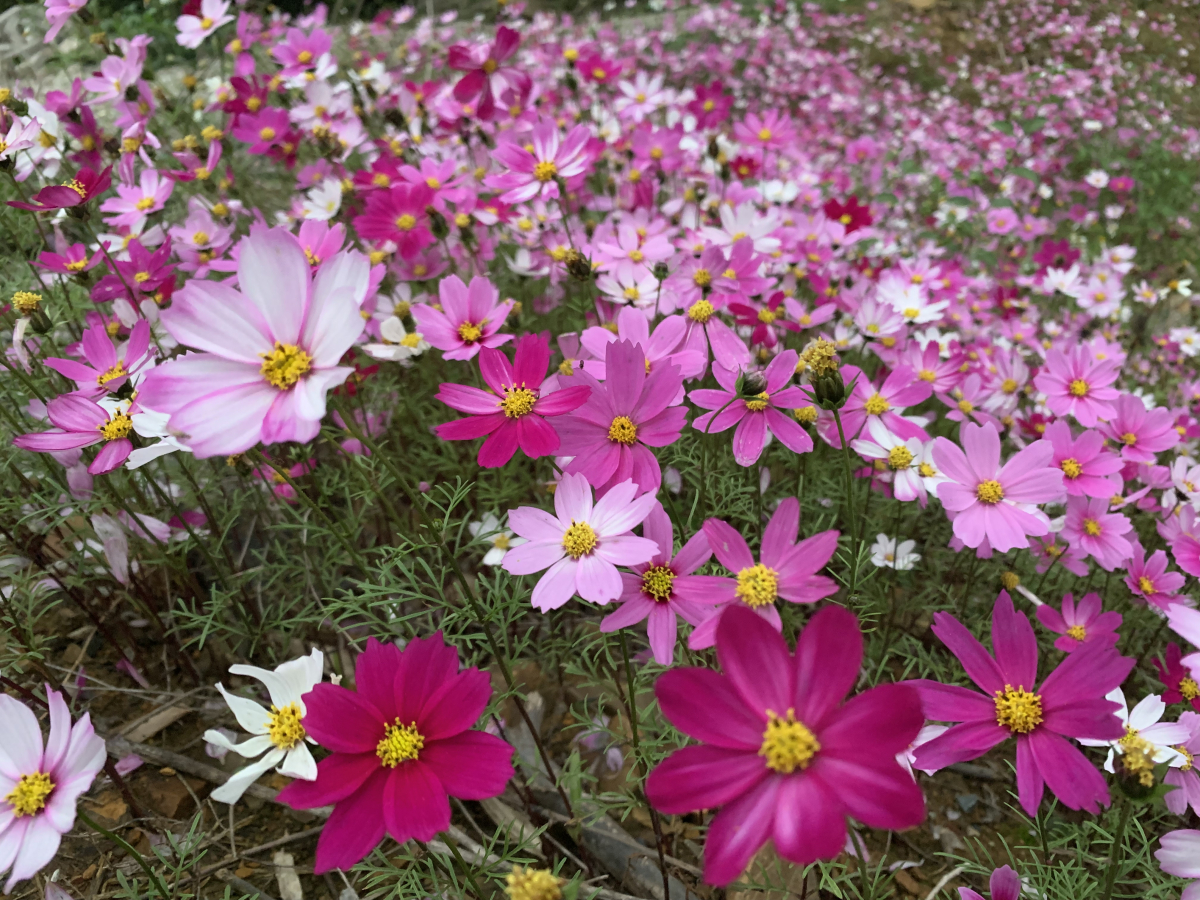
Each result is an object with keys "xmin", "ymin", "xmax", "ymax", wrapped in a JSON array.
[{"xmin": 2, "ymin": 0, "xmax": 1200, "ymax": 898}]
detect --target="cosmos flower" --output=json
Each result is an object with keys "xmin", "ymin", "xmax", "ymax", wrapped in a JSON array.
[
  {"xmin": 1124, "ymin": 539, "xmax": 1186, "ymax": 609},
  {"xmin": 487, "ymin": 119, "xmax": 595, "ymax": 204},
  {"xmin": 1034, "ymin": 345, "xmax": 1120, "ymax": 427},
  {"xmin": 203, "ymin": 650, "xmax": 324, "ymax": 804},
  {"xmin": 1096, "ymin": 392, "xmax": 1180, "ymax": 463},
  {"xmin": 176, "ymin": 0, "xmax": 234, "ymax": 48},
  {"xmin": 1035, "ymin": 592, "xmax": 1121, "ymax": 653},
  {"xmin": 411, "ymin": 275, "xmax": 513, "ymax": 361},
  {"xmin": 1078, "ymin": 688, "xmax": 1188, "ymax": 777},
  {"xmin": 8, "ymin": 165, "xmax": 111, "ymax": 212},
  {"xmin": 870, "ymin": 534, "xmax": 920, "ymax": 570},
  {"xmin": 43, "ymin": 320, "xmax": 152, "ymax": 397},
  {"xmin": 278, "ymin": 635, "xmax": 513, "ymax": 872},
  {"xmin": 647, "ymin": 604, "xmax": 925, "ymax": 885},
  {"xmin": 1156, "ymin": 829, "xmax": 1200, "ymax": 899},
  {"xmin": 13, "ymin": 394, "xmax": 138, "ymax": 474},
  {"xmin": 1156, "ymin": 643, "xmax": 1200, "ymax": 711},
  {"xmin": 468, "ymin": 512, "xmax": 526, "ymax": 567},
  {"xmin": 0, "ymin": 689, "xmax": 106, "ymax": 893},
  {"xmin": 1060, "ymin": 495, "xmax": 1133, "ymax": 571},
  {"xmin": 959, "ymin": 866, "xmax": 1021, "ymax": 900}
]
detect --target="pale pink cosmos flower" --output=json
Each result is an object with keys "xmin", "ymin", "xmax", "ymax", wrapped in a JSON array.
[
  {"xmin": 1097, "ymin": 392, "xmax": 1180, "ymax": 463},
  {"xmin": 851, "ymin": 418, "xmax": 927, "ymax": 503},
  {"xmin": 1124, "ymin": 539, "xmax": 1185, "ymax": 609},
  {"xmin": 1033, "ymin": 345, "xmax": 1120, "ymax": 427},
  {"xmin": 176, "ymin": 0, "xmax": 234, "ymax": 48},
  {"xmin": 985, "ymin": 207, "xmax": 1018, "ymax": 235},
  {"xmin": 410, "ymin": 275, "xmax": 513, "ymax": 361},
  {"xmin": 486, "ymin": 119, "xmax": 595, "ymax": 204},
  {"xmin": 502, "ymin": 474, "xmax": 658, "ymax": 611},
  {"xmin": 1165, "ymin": 713, "xmax": 1200, "ymax": 816},
  {"xmin": 0, "ymin": 689, "xmax": 106, "ymax": 892},
  {"xmin": 1035, "ymin": 592, "xmax": 1121, "ymax": 653},
  {"xmin": 933, "ymin": 422, "xmax": 1062, "ymax": 553},
  {"xmin": 1043, "ymin": 420, "xmax": 1123, "ymax": 499},
  {"xmin": 1061, "ymin": 495, "xmax": 1134, "ymax": 571},
  {"xmin": 99, "ymin": 169, "xmax": 174, "ymax": 231},
  {"xmin": 138, "ymin": 226, "xmax": 370, "ymax": 457},
  {"xmin": 44, "ymin": 0, "xmax": 87, "ymax": 43},
  {"xmin": 1156, "ymin": 830, "xmax": 1200, "ymax": 899}
]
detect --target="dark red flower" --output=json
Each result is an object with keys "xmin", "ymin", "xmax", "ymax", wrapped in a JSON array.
[{"xmin": 9, "ymin": 166, "xmax": 112, "ymax": 212}]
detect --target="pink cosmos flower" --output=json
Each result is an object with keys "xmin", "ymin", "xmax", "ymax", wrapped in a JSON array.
[
  {"xmin": 1033, "ymin": 345, "xmax": 1120, "ymax": 427},
  {"xmin": 1035, "ymin": 592, "xmax": 1121, "ymax": 653},
  {"xmin": 9, "ymin": 166, "xmax": 111, "ymax": 212},
  {"xmin": 960, "ymin": 866, "xmax": 1021, "ymax": 900},
  {"xmin": 1061, "ymin": 495, "xmax": 1133, "ymax": 571},
  {"xmin": 1125, "ymin": 539, "xmax": 1185, "ymax": 609},
  {"xmin": 1155, "ymin": 643, "xmax": 1200, "ymax": 711},
  {"xmin": 686, "ymin": 80, "xmax": 731, "ymax": 128},
  {"xmin": 1029, "ymin": 534, "xmax": 1090, "ymax": 577},
  {"xmin": 910, "ymin": 591, "xmax": 1133, "ymax": 816},
  {"xmin": 690, "ymin": 497, "xmax": 838, "ymax": 648},
  {"xmin": 14, "ymin": 394, "xmax": 138, "ymax": 474},
  {"xmin": 647, "ymin": 604, "xmax": 925, "ymax": 885},
  {"xmin": 1043, "ymin": 420, "xmax": 1123, "ymax": 499},
  {"xmin": 410, "ymin": 275, "xmax": 513, "ymax": 361},
  {"xmin": 599, "ymin": 503, "xmax": 728, "ymax": 665},
  {"xmin": 138, "ymin": 226, "xmax": 369, "ymax": 457},
  {"xmin": 353, "ymin": 184, "xmax": 436, "ymax": 260},
  {"xmin": 35, "ymin": 241, "xmax": 101, "ymax": 275},
  {"xmin": 851, "ymin": 418, "xmax": 928, "ymax": 504},
  {"xmin": 270, "ymin": 27, "xmax": 332, "ymax": 77},
  {"xmin": 985, "ymin": 207, "xmax": 1018, "ymax": 235},
  {"xmin": 277, "ymin": 634, "xmax": 513, "ymax": 873},
  {"xmin": 502, "ymin": 474, "xmax": 658, "ymax": 611},
  {"xmin": 816, "ymin": 365, "xmax": 931, "ymax": 448},
  {"xmin": 44, "ymin": 0, "xmax": 87, "ymax": 43},
  {"xmin": 1165, "ymin": 712, "xmax": 1200, "ymax": 816},
  {"xmin": 556, "ymin": 338, "xmax": 686, "ymax": 495},
  {"xmin": 230, "ymin": 109, "xmax": 292, "ymax": 156},
  {"xmin": 1155, "ymin": 830, "xmax": 1200, "ymax": 899},
  {"xmin": 1097, "ymin": 392, "xmax": 1180, "ymax": 463},
  {"xmin": 933, "ymin": 422, "xmax": 1062, "ymax": 553},
  {"xmin": 732, "ymin": 109, "xmax": 797, "ymax": 152},
  {"xmin": 447, "ymin": 26, "xmax": 530, "ymax": 121},
  {"xmin": 433, "ymin": 333, "xmax": 589, "ymax": 467},
  {"xmin": 176, "ymin": 0, "xmax": 233, "ymax": 48},
  {"xmin": 486, "ymin": 119, "xmax": 595, "ymax": 204},
  {"xmin": 579, "ymin": 307, "xmax": 705, "ymax": 399},
  {"xmin": 690, "ymin": 350, "xmax": 814, "ymax": 467},
  {"xmin": 0, "ymin": 689, "xmax": 106, "ymax": 892},
  {"xmin": 99, "ymin": 169, "xmax": 174, "ymax": 230},
  {"xmin": 43, "ymin": 319, "xmax": 152, "ymax": 396}
]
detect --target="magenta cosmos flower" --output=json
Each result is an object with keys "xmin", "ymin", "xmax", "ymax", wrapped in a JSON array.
[
  {"xmin": 434, "ymin": 333, "xmax": 589, "ymax": 467},
  {"xmin": 933, "ymin": 422, "xmax": 1062, "ymax": 553},
  {"xmin": 411, "ymin": 275, "xmax": 513, "ymax": 361},
  {"xmin": 486, "ymin": 118, "xmax": 595, "ymax": 204},
  {"xmin": 599, "ymin": 503, "xmax": 728, "ymax": 664},
  {"xmin": 690, "ymin": 497, "xmax": 838, "ymax": 649},
  {"xmin": 9, "ymin": 165, "xmax": 111, "ymax": 212},
  {"xmin": 278, "ymin": 634, "xmax": 513, "ymax": 873},
  {"xmin": 138, "ymin": 226, "xmax": 370, "ymax": 457},
  {"xmin": 910, "ymin": 591, "xmax": 1133, "ymax": 816},
  {"xmin": 556, "ymin": 338, "xmax": 687, "ymax": 495},
  {"xmin": 503, "ymin": 474, "xmax": 658, "ymax": 611},
  {"xmin": 0, "ymin": 689, "xmax": 106, "ymax": 892},
  {"xmin": 1061, "ymin": 495, "xmax": 1133, "ymax": 571},
  {"xmin": 1043, "ymin": 420, "xmax": 1123, "ymax": 499},
  {"xmin": 1035, "ymin": 592, "xmax": 1121, "ymax": 653},
  {"xmin": 1097, "ymin": 392, "xmax": 1180, "ymax": 463},
  {"xmin": 1125, "ymin": 539, "xmax": 1185, "ymax": 609},
  {"xmin": 447, "ymin": 26, "xmax": 531, "ymax": 120},
  {"xmin": 353, "ymin": 184, "xmax": 436, "ymax": 260},
  {"xmin": 14, "ymin": 394, "xmax": 137, "ymax": 474},
  {"xmin": 44, "ymin": 320, "xmax": 152, "ymax": 397},
  {"xmin": 1033, "ymin": 345, "xmax": 1120, "ymax": 427},
  {"xmin": 690, "ymin": 350, "xmax": 813, "ymax": 467},
  {"xmin": 960, "ymin": 866, "xmax": 1021, "ymax": 900},
  {"xmin": 647, "ymin": 604, "xmax": 925, "ymax": 885}
]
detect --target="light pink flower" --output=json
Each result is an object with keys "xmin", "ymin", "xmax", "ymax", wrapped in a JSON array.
[
  {"xmin": 1097, "ymin": 392, "xmax": 1180, "ymax": 463},
  {"xmin": 99, "ymin": 169, "xmax": 174, "ymax": 231},
  {"xmin": 1061, "ymin": 495, "xmax": 1133, "ymax": 571},
  {"xmin": 1125, "ymin": 539, "xmax": 1185, "ymax": 609},
  {"xmin": 411, "ymin": 275, "xmax": 513, "ymax": 361},
  {"xmin": 486, "ymin": 119, "xmax": 595, "ymax": 204},
  {"xmin": 502, "ymin": 474, "xmax": 658, "ymax": 611},
  {"xmin": 1155, "ymin": 830, "xmax": 1200, "ymax": 899},
  {"xmin": 176, "ymin": 0, "xmax": 233, "ymax": 48},
  {"xmin": 1033, "ymin": 345, "xmax": 1120, "ymax": 427},
  {"xmin": 44, "ymin": 0, "xmax": 87, "ymax": 43}
]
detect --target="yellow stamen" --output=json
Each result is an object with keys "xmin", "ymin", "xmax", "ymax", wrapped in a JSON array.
[
  {"xmin": 501, "ymin": 387, "xmax": 536, "ymax": 418},
  {"xmin": 1060, "ymin": 458, "xmax": 1082, "ymax": 479},
  {"xmin": 994, "ymin": 685, "xmax": 1043, "ymax": 734},
  {"xmin": 864, "ymin": 393, "xmax": 890, "ymax": 415},
  {"xmin": 759, "ymin": 709, "xmax": 819, "ymax": 773},
  {"xmin": 259, "ymin": 342, "xmax": 312, "ymax": 390},
  {"xmin": 457, "ymin": 321, "xmax": 483, "ymax": 343},
  {"xmin": 976, "ymin": 480, "xmax": 1004, "ymax": 504},
  {"xmin": 376, "ymin": 719, "xmax": 423, "ymax": 767},
  {"xmin": 6, "ymin": 772, "xmax": 54, "ymax": 817},
  {"xmin": 641, "ymin": 565, "xmax": 675, "ymax": 602},
  {"xmin": 266, "ymin": 703, "xmax": 306, "ymax": 750},
  {"xmin": 1068, "ymin": 379, "xmax": 1089, "ymax": 397},
  {"xmin": 608, "ymin": 415, "xmax": 638, "ymax": 445},
  {"xmin": 562, "ymin": 521, "xmax": 597, "ymax": 559},
  {"xmin": 887, "ymin": 445, "xmax": 913, "ymax": 470},
  {"xmin": 1067, "ymin": 625, "xmax": 1087, "ymax": 641},
  {"xmin": 735, "ymin": 563, "xmax": 778, "ymax": 608},
  {"xmin": 533, "ymin": 161, "xmax": 558, "ymax": 182}
]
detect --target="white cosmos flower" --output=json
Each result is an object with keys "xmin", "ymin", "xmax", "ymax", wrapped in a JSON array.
[
  {"xmin": 203, "ymin": 649, "xmax": 324, "ymax": 804},
  {"xmin": 1079, "ymin": 688, "xmax": 1188, "ymax": 774},
  {"xmin": 364, "ymin": 316, "xmax": 430, "ymax": 363},
  {"xmin": 302, "ymin": 178, "xmax": 343, "ymax": 221},
  {"xmin": 870, "ymin": 534, "xmax": 920, "ymax": 570},
  {"xmin": 469, "ymin": 512, "xmax": 526, "ymax": 566}
]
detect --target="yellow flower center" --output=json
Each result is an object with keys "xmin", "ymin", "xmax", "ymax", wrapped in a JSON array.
[
  {"xmin": 501, "ymin": 387, "xmax": 537, "ymax": 418},
  {"xmin": 1180, "ymin": 745, "xmax": 1195, "ymax": 772},
  {"xmin": 628, "ymin": 249, "xmax": 644, "ymax": 263},
  {"xmin": 958, "ymin": 399, "xmax": 975, "ymax": 414},
  {"xmin": 6, "ymin": 772, "xmax": 54, "ymax": 817},
  {"xmin": 97, "ymin": 362, "xmax": 127, "ymax": 386},
  {"xmin": 395, "ymin": 213, "xmax": 417, "ymax": 231},
  {"xmin": 1067, "ymin": 625, "xmax": 1087, "ymax": 641},
  {"xmin": 608, "ymin": 415, "xmax": 638, "ymax": 445},
  {"xmin": 757, "ymin": 308, "xmax": 777, "ymax": 324},
  {"xmin": 976, "ymin": 480, "xmax": 1004, "ymax": 504},
  {"xmin": 887, "ymin": 445, "xmax": 913, "ymax": 470},
  {"xmin": 258, "ymin": 126, "xmax": 276, "ymax": 141},
  {"xmin": 506, "ymin": 867, "xmax": 562, "ymax": 900},
  {"xmin": 455, "ymin": 212, "xmax": 471, "ymax": 227},
  {"xmin": 533, "ymin": 161, "xmax": 559, "ymax": 182},
  {"xmin": 1118, "ymin": 726, "xmax": 1158, "ymax": 786},
  {"xmin": 376, "ymin": 720, "xmax": 424, "ymax": 767},
  {"xmin": 12, "ymin": 291, "xmax": 42, "ymax": 315},
  {"xmin": 260, "ymin": 342, "xmax": 312, "ymax": 390},
  {"xmin": 759, "ymin": 709, "xmax": 819, "ymax": 773},
  {"xmin": 903, "ymin": 307, "xmax": 920, "ymax": 320},
  {"xmin": 1082, "ymin": 517, "xmax": 1102, "ymax": 537},
  {"xmin": 919, "ymin": 462, "xmax": 936, "ymax": 477},
  {"xmin": 1121, "ymin": 432, "xmax": 1138, "ymax": 445},
  {"xmin": 794, "ymin": 406, "xmax": 818, "ymax": 425},
  {"xmin": 562, "ymin": 521, "xmax": 598, "ymax": 559},
  {"xmin": 641, "ymin": 565, "xmax": 675, "ymax": 602},
  {"xmin": 864, "ymin": 393, "xmax": 890, "ymax": 416},
  {"xmin": 134, "ymin": 271, "xmax": 152, "ymax": 283},
  {"xmin": 558, "ymin": 359, "xmax": 574, "ymax": 376},
  {"xmin": 1060, "ymin": 458, "xmax": 1082, "ymax": 479},
  {"xmin": 135, "ymin": 196, "xmax": 156, "ymax": 211},
  {"xmin": 266, "ymin": 703, "xmax": 306, "ymax": 750},
  {"xmin": 482, "ymin": 58, "xmax": 498, "ymax": 74},
  {"xmin": 1182, "ymin": 677, "xmax": 1200, "ymax": 701},
  {"xmin": 757, "ymin": 128, "xmax": 773, "ymax": 141},
  {"xmin": 457, "ymin": 321, "xmax": 483, "ymax": 343},
  {"xmin": 735, "ymin": 563, "xmax": 778, "ymax": 608},
  {"xmin": 745, "ymin": 391, "xmax": 770, "ymax": 412},
  {"xmin": 623, "ymin": 286, "xmax": 640, "ymax": 301},
  {"xmin": 297, "ymin": 50, "xmax": 313, "ymax": 64},
  {"xmin": 1001, "ymin": 378, "xmax": 1019, "ymax": 394},
  {"xmin": 39, "ymin": 130, "xmax": 56, "ymax": 149},
  {"xmin": 1068, "ymin": 379, "xmax": 1089, "ymax": 397},
  {"xmin": 200, "ymin": 16, "xmax": 213, "ymax": 28},
  {"xmin": 688, "ymin": 299, "xmax": 714, "ymax": 324},
  {"xmin": 65, "ymin": 259, "xmax": 87, "ymax": 272},
  {"xmin": 994, "ymin": 685, "xmax": 1043, "ymax": 734},
  {"xmin": 692, "ymin": 268, "xmax": 712, "ymax": 288},
  {"xmin": 1138, "ymin": 576, "xmax": 1156, "ymax": 595},
  {"xmin": 99, "ymin": 412, "xmax": 133, "ymax": 441}
]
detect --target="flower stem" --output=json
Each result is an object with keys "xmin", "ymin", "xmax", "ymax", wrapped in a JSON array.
[
  {"xmin": 831, "ymin": 407, "xmax": 860, "ymax": 594},
  {"xmin": 78, "ymin": 808, "xmax": 171, "ymax": 900},
  {"xmin": 439, "ymin": 831, "xmax": 489, "ymax": 899},
  {"xmin": 1100, "ymin": 797, "xmax": 1132, "ymax": 900}
]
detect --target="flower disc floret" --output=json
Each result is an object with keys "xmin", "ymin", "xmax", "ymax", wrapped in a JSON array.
[
  {"xmin": 501, "ymin": 387, "xmax": 537, "ymax": 418},
  {"xmin": 744, "ymin": 391, "xmax": 770, "ymax": 412},
  {"xmin": 759, "ymin": 708, "xmax": 820, "ymax": 773},
  {"xmin": 1061, "ymin": 458, "xmax": 1083, "ymax": 479},
  {"xmin": 533, "ymin": 161, "xmax": 558, "ymax": 182},
  {"xmin": 260, "ymin": 342, "xmax": 313, "ymax": 390},
  {"xmin": 100, "ymin": 412, "xmax": 134, "ymax": 441},
  {"xmin": 641, "ymin": 565, "xmax": 675, "ymax": 601},
  {"xmin": 6, "ymin": 772, "xmax": 54, "ymax": 817},
  {"xmin": 735, "ymin": 563, "xmax": 778, "ymax": 608},
  {"xmin": 994, "ymin": 685, "xmax": 1043, "ymax": 734},
  {"xmin": 608, "ymin": 415, "xmax": 638, "ymax": 445},
  {"xmin": 975, "ymin": 479, "xmax": 1004, "ymax": 504},
  {"xmin": 562, "ymin": 520, "xmax": 598, "ymax": 559},
  {"xmin": 457, "ymin": 321, "xmax": 483, "ymax": 343},
  {"xmin": 887, "ymin": 446, "xmax": 913, "ymax": 469},
  {"xmin": 864, "ymin": 393, "xmax": 890, "ymax": 415},
  {"xmin": 1068, "ymin": 379, "xmax": 1090, "ymax": 397},
  {"xmin": 266, "ymin": 703, "xmax": 306, "ymax": 750},
  {"xmin": 688, "ymin": 298, "xmax": 714, "ymax": 322},
  {"xmin": 377, "ymin": 720, "xmax": 424, "ymax": 767}
]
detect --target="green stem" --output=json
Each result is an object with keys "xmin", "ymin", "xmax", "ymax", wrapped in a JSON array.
[
  {"xmin": 831, "ymin": 407, "xmax": 860, "ymax": 594},
  {"xmin": 1100, "ymin": 798, "xmax": 1132, "ymax": 900},
  {"xmin": 697, "ymin": 396, "xmax": 739, "ymax": 528},
  {"xmin": 1034, "ymin": 554, "xmax": 1061, "ymax": 598},
  {"xmin": 439, "ymin": 831, "xmax": 489, "ymax": 899},
  {"xmin": 78, "ymin": 809, "xmax": 171, "ymax": 899}
]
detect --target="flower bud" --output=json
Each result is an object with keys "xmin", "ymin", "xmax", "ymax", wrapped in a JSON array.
[{"xmin": 562, "ymin": 249, "xmax": 593, "ymax": 282}]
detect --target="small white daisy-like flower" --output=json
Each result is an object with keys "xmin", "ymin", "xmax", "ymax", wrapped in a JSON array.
[
  {"xmin": 469, "ymin": 512, "xmax": 526, "ymax": 567},
  {"xmin": 364, "ymin": 316, "xmax": 430, "ymax": 363},
  {"xmin": 870, "ymin": 534, "xmax": 920, "ymax": 570},
  {"xmin": 203, "ymin": 649, "xmax": 324, "ymax": 804},
  {"xmin": 1080, "ymin": 688, "xmax": 1189, "ymax": 776}
]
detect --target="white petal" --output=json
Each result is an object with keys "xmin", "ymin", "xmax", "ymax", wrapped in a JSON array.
[
  {"xmin": 215, "ymin": 683, "xmax": 271, "ymax": 735},
  {"xmin": 209, "ymin": 749, "xmax": 284, "ymax": 805}
]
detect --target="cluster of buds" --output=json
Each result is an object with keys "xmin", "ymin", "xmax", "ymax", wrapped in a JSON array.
[{"xmin": 797, "ymin": 338, "xmax": 849, "ymax": 410}]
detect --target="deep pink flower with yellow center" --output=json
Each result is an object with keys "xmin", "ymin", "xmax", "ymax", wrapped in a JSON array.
[
  {"xmin": 277, "ymin": 634, "xmax": 514, "ymax": 873},
  {"xmin": 1097, "ymin": 392, "xmax": 1181, "ymax": 463},
  {"xmin": 1035, "ymin": 592, "xmax": 1121, "ymax": 653},
  {"xmin": 43, "ymin": 320, "xmax": 152, "ymax": 397},
  {"xmin": 434, "ymin": 333, "xmax": 590, "ymax": 467},
  {"xmin": 910, "ymin": 591, "xmax": 1132, "ymax": 816},
  {"xmin": 647, "ymin": 604, "xmax": 925, "ymax": 885},
  {"xmin": 411, "ymin": 274, "xmax": 513, "ymax": 361},
  {"xmin": 1033, "ymin": 345, "xmax": 1120, "ymax": 427},
  {"xmin": 1124, "ymin": 539, "xmax": 1185, "ymax": 610},
  {"xmin": 1043, "ymin": 420, "xmax": 1124, "ymax": 499},
  {"xmin": 1061, "ymin": 495, "xmax": 1133, "ymax": 572}
]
